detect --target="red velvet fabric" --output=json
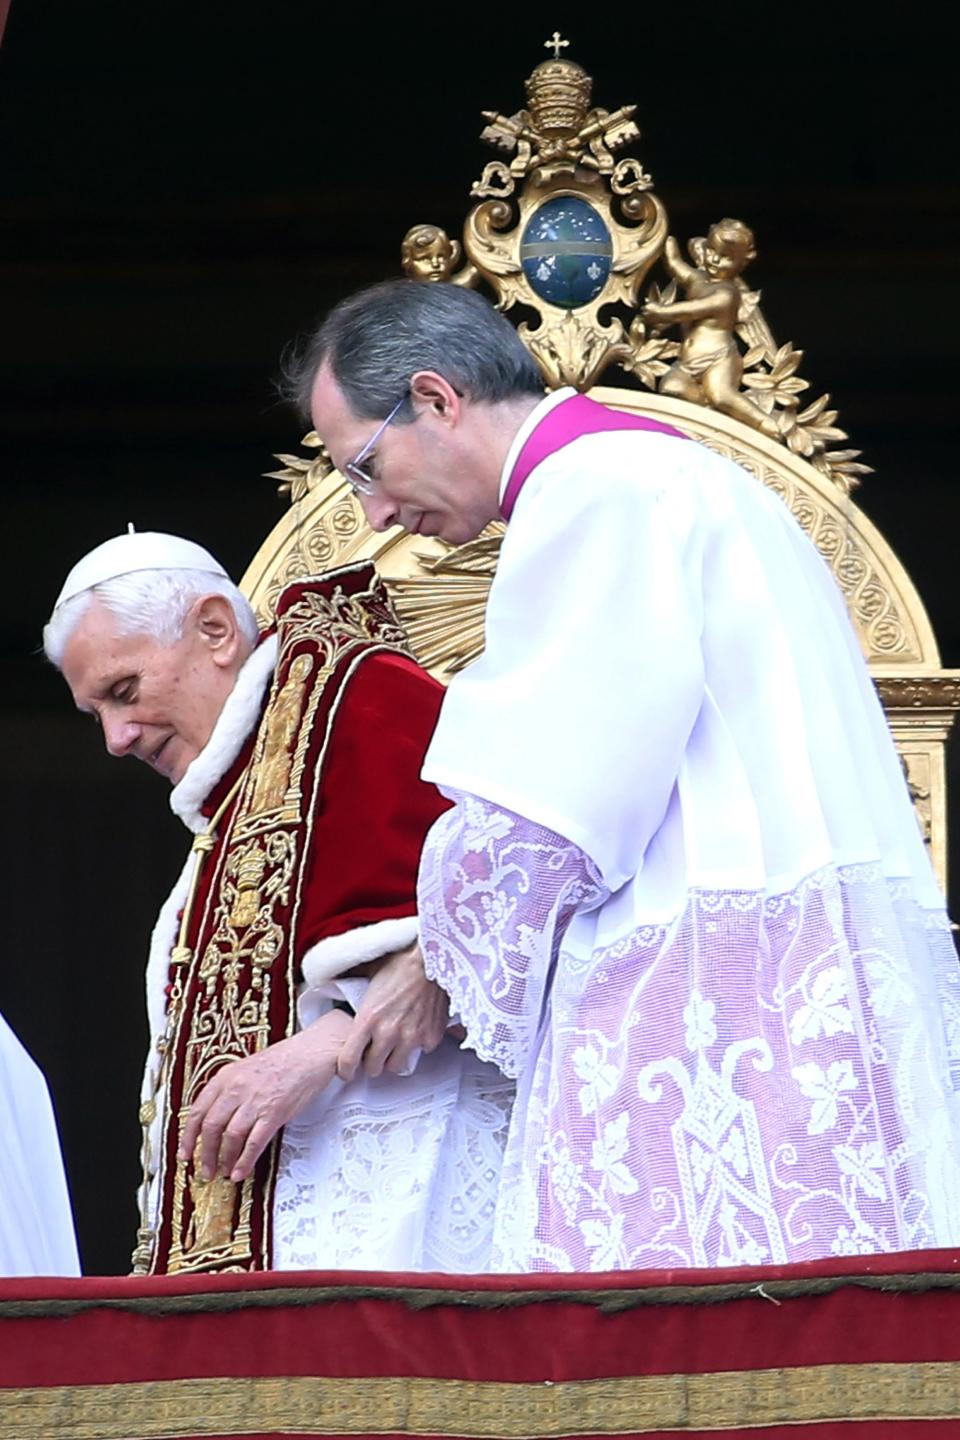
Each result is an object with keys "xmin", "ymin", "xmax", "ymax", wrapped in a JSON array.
[
  {"xmin": 3, "ymin": 1255, "xmax": 960, "ymax": 1437},
  {"xmin": 181, "ymin": 647, "xmax": 448, "ymax": 988},
  {"xmin": 6, "ymin": 1250, "xmax": 960, "ymax": 1382},
  {"xmin": 296, "ymin": 650, "xmax": 450, "ymax": 951}
]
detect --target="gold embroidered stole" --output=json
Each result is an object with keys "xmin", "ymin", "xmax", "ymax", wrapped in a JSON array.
[{"xmin": 146, "ymin": 565, "xmax": 409, "ymax": 1274}]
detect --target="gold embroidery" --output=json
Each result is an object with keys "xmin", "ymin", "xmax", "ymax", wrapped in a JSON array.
[
  {"xmin": 248, "ymin": 652, "xmax": 314, "ymax": 818},
  {"xmin": 7, "ymin": 1361, "xmax": 960, "ymax": 1439},
  {"xmin": 132, "ymin": 777, "xmax": 244, "ymax": 1275},
  {"xmin": 184, "ymin": 1141, "xmax": 239, "ymax": 1255},
  {"xmin": 168, "ymin": 830, "xmax": 295, "ymax": 1270},
  {"xmin": 227, "ymin": 842, "xmax": 268, "ymax": 928}
]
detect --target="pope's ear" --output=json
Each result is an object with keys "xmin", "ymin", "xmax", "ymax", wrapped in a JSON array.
[{"xmin": 193, "ymin": 594, "xmax": 242, "ymax": 665}]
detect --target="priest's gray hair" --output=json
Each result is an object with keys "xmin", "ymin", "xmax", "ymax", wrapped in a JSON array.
[
  {"xmin": 43, "ymin": 568, "xmax": 259, "ymax": 669},
  {"xmin": 280, "ymin": 279, "xmax": 544, "ymax": 422}
]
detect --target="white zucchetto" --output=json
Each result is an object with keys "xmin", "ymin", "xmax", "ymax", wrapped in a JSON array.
[{"xmin": 52, "ymin": 531, "xmax": 229, "ymax": 612}]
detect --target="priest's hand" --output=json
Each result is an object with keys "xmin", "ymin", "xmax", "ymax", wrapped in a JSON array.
[
  {"xmin": 336, "ymin": 941, "xmax": 449, "ymax": 1082},
  {"xmin": 178, "ymin": 1008, "xmax": 354, "ymax": 1183}
]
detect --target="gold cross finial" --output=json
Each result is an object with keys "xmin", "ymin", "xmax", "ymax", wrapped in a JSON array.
[{"xmin": 544, "ymin": 31, "xmax": 570, "ymax": 60}]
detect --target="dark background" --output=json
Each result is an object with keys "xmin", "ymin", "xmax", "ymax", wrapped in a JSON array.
[{"xmin": 1, "ymin": 3, "xmax": 957, "ymax": 1273}]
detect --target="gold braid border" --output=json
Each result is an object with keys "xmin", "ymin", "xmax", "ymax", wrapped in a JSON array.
[{"xmin": 4, "ymin": 1363, "xmax": 960, "ymax": 1438}]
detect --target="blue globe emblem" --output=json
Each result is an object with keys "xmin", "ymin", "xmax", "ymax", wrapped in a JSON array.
[{"xmin": 520, "ymin": 197, "xmax": 613, "ymax": 310}]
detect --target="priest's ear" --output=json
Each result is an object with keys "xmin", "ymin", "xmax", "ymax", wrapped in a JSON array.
[
  {"xmin": 192, "ymin": 594, "xmax": 244, "ymax": 669},
  {"xmin": 409, "ymin": 370, "xmax": 461, "ymax": 424}
]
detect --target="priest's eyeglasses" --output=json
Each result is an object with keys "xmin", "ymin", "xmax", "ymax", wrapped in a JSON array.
[{"xmin": 343, "ymin": 394, "xmax": 409, "ymax": 496}]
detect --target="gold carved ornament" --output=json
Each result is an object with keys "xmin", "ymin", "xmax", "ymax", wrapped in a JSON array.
[{"xmin": 244, "ymin": 38, "xmax": 960, "ymax": 889}]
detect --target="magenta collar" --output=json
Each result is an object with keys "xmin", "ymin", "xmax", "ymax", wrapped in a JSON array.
[{"xmin": 501, "ymin": 393, "xmax": 688, "ymax": 521}]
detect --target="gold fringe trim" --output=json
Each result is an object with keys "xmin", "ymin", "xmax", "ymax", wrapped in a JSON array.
[{"xmin": 4, "ymin": 1361, "xmax": 960, "ymax": 1439}]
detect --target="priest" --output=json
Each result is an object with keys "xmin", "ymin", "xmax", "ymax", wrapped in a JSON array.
[
  {"xmin": 290, "ymin": 278, "xmax": 960, "ymax": 1271},
  {"xmin": 44, "ymin": 532, "xmax": 512, "ymax": 1274}
]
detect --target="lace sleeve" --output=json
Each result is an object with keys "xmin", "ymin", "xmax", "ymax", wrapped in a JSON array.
[{"xmin": 417, "ymin": 793, "xmax": 607, "ymax": 1079}]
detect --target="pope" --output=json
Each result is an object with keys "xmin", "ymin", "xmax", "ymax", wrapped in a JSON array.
[{"xmin": 45, "ymin": 531, "xmax": 512, "ymax": 1274}]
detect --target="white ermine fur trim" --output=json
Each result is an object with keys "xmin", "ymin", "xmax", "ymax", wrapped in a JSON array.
[
  {"xmin": 301, "ymin": 916, "xmax": 420, "ymax": 990},
  {"xmin": 170, "ymin": 634, "xmax": 278, "ymax": 833}
]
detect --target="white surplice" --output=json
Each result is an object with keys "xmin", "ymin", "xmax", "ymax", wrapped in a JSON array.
[
  {"xmin": 418, "ymin": 390, "xmax": 960, "ymax": 1271},
  {"xmin": 0, "ymin": 1013, "xmax": 80, "ymax": 1276}
]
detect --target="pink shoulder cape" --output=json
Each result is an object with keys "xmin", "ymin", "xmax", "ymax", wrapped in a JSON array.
[{"xmin": 502, "ymin": 392, "xmax": 688, "ymax": 521}]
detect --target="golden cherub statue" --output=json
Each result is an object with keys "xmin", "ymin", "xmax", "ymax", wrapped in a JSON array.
[
  {"xmin": 642, "ymin": 219, "xmax": 783, "ymax": 439},
  {"xmin": 400, "ymin": 224, "xmax": 476, "ymax": 287}
]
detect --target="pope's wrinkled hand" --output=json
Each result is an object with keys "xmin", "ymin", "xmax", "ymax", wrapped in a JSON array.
[
  {"xmin": 336, "ymin": 941, "xmax": 449, "ymax": 1082},
  {"xmin": 178, "ymin": 1008, "xmax": 354, "ymax": 1182}
]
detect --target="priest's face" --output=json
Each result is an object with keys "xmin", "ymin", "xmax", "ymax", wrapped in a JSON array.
[
  {"xmin": 61, "ymin": 595, "xmax": 244, "ymax": 784},
  {"xmin": 310, "ymin": 364, "xmax": 501, "ymax": 546}
]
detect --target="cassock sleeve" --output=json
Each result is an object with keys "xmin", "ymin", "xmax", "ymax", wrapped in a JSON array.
[
  {"xmin": 295, "ymin": 650, "xmax": 450, "ymax": 992},
  {"xmin": 422, "ymin": 445, "xmax": 706, "ymax": 892}
]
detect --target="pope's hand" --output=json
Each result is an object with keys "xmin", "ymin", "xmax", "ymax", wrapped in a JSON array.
[
  {"xmin": 336, "ymin": 941, "xmax": 449, "ymax": 1082},
  {"xmin": 178, "ymin": 1008, "xmax": 354, "ymax": 1182}
]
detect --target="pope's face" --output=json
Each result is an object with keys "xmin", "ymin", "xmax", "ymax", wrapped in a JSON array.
[
  {"xmin": 310, "ymin": 365, "xmax": 497, "ymax": 546},
  {"xmin": 61, "ymin": 596, "xmax": 242, "ymax": 785}
]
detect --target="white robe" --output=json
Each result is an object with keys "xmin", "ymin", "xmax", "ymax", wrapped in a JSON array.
[
  {"xmin": 419, "ymin": 391, "xmax": 960, "ymax": 1271},
  {"xmin": 0, "ymin": 1013, "xmax": 80, "ymax": 1276}
]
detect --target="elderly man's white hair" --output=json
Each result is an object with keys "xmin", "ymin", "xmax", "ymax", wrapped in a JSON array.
[{"xmin": 44, "ymin": 568, "xmax": 260, "ymax": 670}]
